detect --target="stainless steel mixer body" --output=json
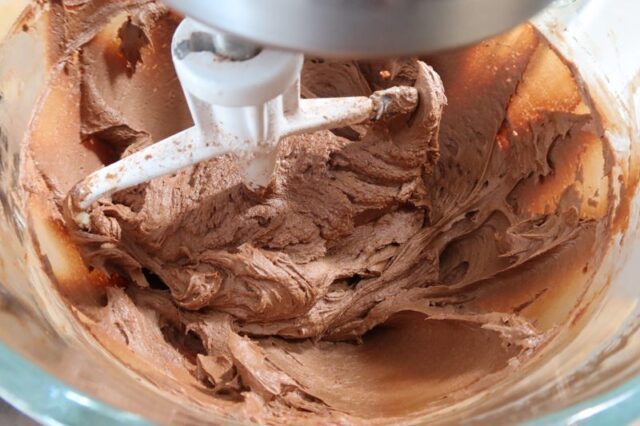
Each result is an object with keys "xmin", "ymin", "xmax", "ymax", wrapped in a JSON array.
[{"xmin": 163, "ymin": 0, "xmax": 554, "ymax": 58}]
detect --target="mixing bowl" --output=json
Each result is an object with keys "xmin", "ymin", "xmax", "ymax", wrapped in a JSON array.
[{"xmin": 0, "ymin": 0, "xmax": 639, "ymax": 424}]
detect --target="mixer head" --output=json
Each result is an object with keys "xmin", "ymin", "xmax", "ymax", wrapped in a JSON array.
[{"xmin": 163, "ymin": 0, "xmax": 554, "ymax": 57}]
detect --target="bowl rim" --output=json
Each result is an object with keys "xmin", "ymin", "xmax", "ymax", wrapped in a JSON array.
[
  {"xmin": 0, "ymin": 342, "xmax": 149, "ymax": 426},
  {"xmin": 0, "ymin": 341, "xmax": 639, "ymax": 426}
]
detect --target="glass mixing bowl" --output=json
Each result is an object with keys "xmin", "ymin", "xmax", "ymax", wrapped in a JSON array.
[{"xmin": 0, "ymin": 0, "xmax": 639, "ymax": 424}]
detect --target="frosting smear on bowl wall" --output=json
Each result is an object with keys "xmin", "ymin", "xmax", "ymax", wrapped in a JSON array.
[{"xmin": 20, "ymin": 0, "xmax": 617, "ymax": 424}]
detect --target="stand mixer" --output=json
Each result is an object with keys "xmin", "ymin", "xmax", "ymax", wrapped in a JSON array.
[
  {"xmin": 3, "ymin": 0, "xmax": 640, "ymax": 424},
  {"xmin": 67, "ymin": 0, "xmax": 554, "ymax": 226}
]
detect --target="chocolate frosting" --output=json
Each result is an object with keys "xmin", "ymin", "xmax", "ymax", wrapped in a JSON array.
[{"xmin": 22, "ymin": 1, "xmax": 616, "ymax": 424}]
